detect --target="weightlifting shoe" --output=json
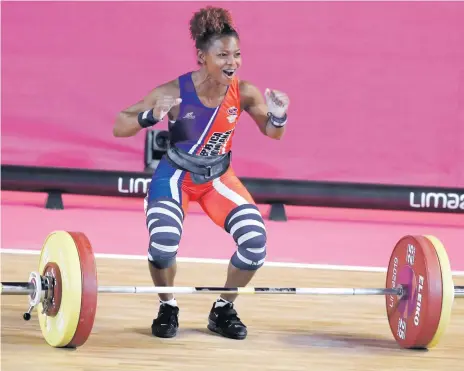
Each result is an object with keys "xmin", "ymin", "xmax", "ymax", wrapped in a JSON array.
[
  {"xmin": 151, "ymin": 303, "xmax": 179, "ymax": 338},
  {"xmin": 207, "ymin": 300, "xmax": 247, "ymax": 340}
]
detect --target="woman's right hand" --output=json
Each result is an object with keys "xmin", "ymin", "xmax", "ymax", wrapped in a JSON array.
[{"xmin": 153, "ymin": 96, "xmax": 182, "ymax": 120}]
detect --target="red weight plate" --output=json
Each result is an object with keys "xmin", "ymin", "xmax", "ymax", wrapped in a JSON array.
[
  {"xmin": 66, "ymin": 232, "xmax": 98, "ymax": 348},
  {"xmin": 385, "ymin": 235, "xmax": 443, "ymax": 349}
]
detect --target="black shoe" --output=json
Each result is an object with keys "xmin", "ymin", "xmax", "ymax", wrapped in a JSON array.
[
  {"xmin": 207, "ymin": 302, "xmax": 247, "ymax": 340},
  {"xmin": 151, "ymin": 303, "xmax": 179, "ymax": 338}
]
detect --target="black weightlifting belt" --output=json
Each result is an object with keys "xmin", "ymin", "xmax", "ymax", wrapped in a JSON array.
[{"xmin": 166, "ymin": 145, "xmax": 231, "ymax": 184}]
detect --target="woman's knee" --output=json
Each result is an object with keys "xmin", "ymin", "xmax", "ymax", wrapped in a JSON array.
[
  {"xmin": 225, "ymin": 204, "xmax": 267, "ymax": 270},
  {"xmin": 145, "ymin": 197, "xmax": 185, "ymax": 269}
]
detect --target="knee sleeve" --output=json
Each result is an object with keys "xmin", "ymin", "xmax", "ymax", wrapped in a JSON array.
[
  {"xmin": 225, "ymin": 204, "xmax": 267, "ymax": 271},
  {"xmin": 145, "ymin": 197, "xmax": 184, "ymax": 269}
]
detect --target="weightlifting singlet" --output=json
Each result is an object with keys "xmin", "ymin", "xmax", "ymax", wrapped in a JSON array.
[{"xmin": 146, "ymin": 71, "xmax": 255, "ymax": 227}]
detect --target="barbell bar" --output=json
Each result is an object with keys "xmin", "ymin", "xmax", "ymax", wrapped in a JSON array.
[{"xmin": 1, "ymin": 282, "xmax": 407, "ymax": 296}]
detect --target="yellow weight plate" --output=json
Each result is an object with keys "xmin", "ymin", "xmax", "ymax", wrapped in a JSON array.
[
  {"xmin": 424, "ymin": 235, "xmax": 455, "ymax": 348},
  {"xmin": 37, "ymin": 231, "xmax": 82, "ymax": 347}
]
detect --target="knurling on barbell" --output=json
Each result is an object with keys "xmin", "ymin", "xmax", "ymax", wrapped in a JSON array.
[{"xmin": 1, "ymin": 231, "xmax": 463, "ymax": 349}]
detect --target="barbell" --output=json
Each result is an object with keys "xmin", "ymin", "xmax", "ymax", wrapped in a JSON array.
[{"xmin": 1, "ymin": 231, "xmax": 463, "ymax": 349}]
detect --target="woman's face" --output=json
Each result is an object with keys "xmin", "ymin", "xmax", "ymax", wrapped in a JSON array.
[{"xmin": 201, "ymin": 36, "xmax": 242, "ymax": 86}]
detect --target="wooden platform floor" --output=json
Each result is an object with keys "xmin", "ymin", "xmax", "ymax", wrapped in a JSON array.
[{"xmin": 2, "ymin": 254, "xmax": 463, "ymax": 370}]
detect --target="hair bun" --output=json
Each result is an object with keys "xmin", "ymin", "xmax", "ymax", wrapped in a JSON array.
[{"xmin": 189, "ymin": 6, "xmax": 235, "ymax": 42}]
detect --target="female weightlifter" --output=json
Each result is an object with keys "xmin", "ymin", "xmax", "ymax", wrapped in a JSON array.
[{"xmin": 113, "ymin": 6, "xmax": 290, "ymax": 340}]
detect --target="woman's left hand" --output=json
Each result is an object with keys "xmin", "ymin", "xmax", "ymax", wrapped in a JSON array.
[{"xmin": 265, "ymin": 88, "xmax": 290, "ymax": 118}]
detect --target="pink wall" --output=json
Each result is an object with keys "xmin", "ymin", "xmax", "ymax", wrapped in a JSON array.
[{"xmin": 2, "ymin": 1, "xmax": 464, "ymax": 187}]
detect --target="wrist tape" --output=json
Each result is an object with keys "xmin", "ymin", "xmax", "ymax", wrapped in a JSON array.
[
  {"xmin": 268, "ymin": 112, "xmax": 287, "ymax": 128},
  {"xmin": 138, "ymin": 109, "xmax": 159, "ymax": 128}
]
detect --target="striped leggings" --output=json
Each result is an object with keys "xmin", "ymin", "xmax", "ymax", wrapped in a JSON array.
[{"xmin": 143, "ymin": 160, "xmax": 267, "ymax": 270}]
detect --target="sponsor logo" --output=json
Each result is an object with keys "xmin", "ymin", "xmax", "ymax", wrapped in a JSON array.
[
  {"xmin": 389, "ymin": 256, "xmax": 398, "ymax": 308},
  {"xmin": 226, "ymin": 106, "xmax": 238, "ymax": 124},
  {"xmin": 227, "ymin": 107, "xmax": 238, "ymax": 115},
  {"xmin": 409, "ymin": 192, "xmax": 464, "ymax": 210},
  {"xmin": 118, "ymin": 177, "xmax": 151, "ymax": 194},
  {"xmin": 414, "ymin": 275, "xmax": 424, "ymax": 326},
  {"xmin": 200, "ymin": 129, "xmax": 234, "ymax": 156},
  {"xmin": 183, "ymin": 112, "xmax": 195, "ymax": 119}
]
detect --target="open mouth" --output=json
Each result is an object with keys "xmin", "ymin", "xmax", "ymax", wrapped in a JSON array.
[{"xmin": 223, "ymin": 69, "xmax": 235, "ymax": 78}]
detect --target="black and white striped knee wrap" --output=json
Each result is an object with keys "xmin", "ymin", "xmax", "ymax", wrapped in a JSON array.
[
  {"xmin": 225, "ymin": 204, "xmax": 267, "ymax": 270},
  {"xmin": 145, "ymin": 197, "xmax": 184, "ymax": 269}
]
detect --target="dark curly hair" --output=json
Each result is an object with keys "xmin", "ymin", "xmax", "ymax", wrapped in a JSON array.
[{"xmin": 189, "ymin": 6, "xmax": 239, "ymax": 51}]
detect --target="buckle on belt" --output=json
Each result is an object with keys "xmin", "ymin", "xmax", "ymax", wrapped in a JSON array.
[{"xmin": 205, "ymin": 165, "xmax": 212, "ymax": 177}]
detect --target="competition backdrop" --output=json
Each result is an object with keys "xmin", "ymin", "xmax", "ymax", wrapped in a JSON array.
[{"xmin": 2, "ymin": 1, "xmax": 464, "ymax": 213}]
